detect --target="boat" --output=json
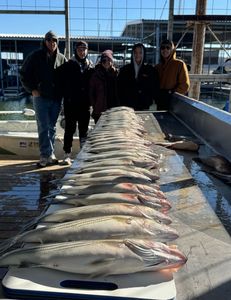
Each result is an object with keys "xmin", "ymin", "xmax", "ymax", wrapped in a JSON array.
[
  {"xmin": 0, "ymin": 118, "xmax": 81, "ymax": 159},
  {"xmin": 0, "ymin": 108, "xmax": 90, "ymax": 159}
]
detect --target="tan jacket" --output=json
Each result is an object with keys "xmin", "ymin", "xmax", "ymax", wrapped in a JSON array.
[{"xmin": 155, "ymin": 51, "xmax": 190, "ymax": 95}]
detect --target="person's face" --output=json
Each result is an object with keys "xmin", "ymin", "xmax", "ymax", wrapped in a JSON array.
[
  {"xmin": 160, "ymin": 44, "xmax": 173, "ymax": 59},
  {"xmin": 45, "ymin": 38, "xmax": 58, "ymax": 53},
  {"xmin": 76, "ymin": 46, "xmax": 88, "ymax": 59},
  {"xmin": 101, "ymin": 57, "xmax": 112, "ymax": 70},
  {"xmin": 134, "ymin": 47, "xmax": 143, "ymax": 65}
]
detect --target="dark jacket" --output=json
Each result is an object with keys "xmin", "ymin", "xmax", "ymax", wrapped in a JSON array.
[
  {"xmin": 117, "ymin": 43, "xmax": 159, "ymax": 110},
  {"xmin": 20, "ymin": 43, "xmax": 67, "ymax": 100},
  {"xmin": 89, "ymin": 64, "xmax": 119, "ymax": 120},
  {"xmin": 58, "ymin": 56, "xmax": 94, "ymax": 111}
]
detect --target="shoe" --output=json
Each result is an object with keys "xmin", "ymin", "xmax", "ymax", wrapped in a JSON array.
[
  {"xmin": 48, "ymin": 154, "xmax": 59, "ymax": 165},
  {"xmin": 62, "ymin": 153, "xmax": 72, "ymax": 165},
  {"xmin": 37, "ymin": 157, "xmax": 48, "ymax": 168}
]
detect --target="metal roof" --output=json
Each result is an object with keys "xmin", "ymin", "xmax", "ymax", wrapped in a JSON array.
[{"xmin": 0, "ymin": 33, "xmax": 140, "ymax": 43}]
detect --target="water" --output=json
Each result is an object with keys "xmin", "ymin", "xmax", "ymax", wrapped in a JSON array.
[
  {"xmin": 0, "ymin": 96, "xmax": 34, "ymax": 120},
  {"xmin": 0, "ymin": 94, "xmax": 228, "ymax": 118}
]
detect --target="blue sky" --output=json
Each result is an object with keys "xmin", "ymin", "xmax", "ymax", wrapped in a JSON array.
[{"xmin": 0, "ymin": 0, "xmax": 230, "ymax": 37}]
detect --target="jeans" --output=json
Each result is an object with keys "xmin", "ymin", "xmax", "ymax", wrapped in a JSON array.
[{"xmin": 33, "ymin": 96, "xmax": 61, "ymax": 158}]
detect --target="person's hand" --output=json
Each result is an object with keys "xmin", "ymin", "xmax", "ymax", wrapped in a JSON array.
[{"xmin": 32, "ymin": 90, "xmax": 40, "ymax": 97}]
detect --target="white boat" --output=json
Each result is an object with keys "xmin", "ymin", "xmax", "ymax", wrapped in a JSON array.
[{"xmin": 0, "ymin": 119, "xmax": 81, "ymax": 159}]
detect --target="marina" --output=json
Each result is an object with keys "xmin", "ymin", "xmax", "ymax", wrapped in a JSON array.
[{"xmin": 0, "ymin": 1, "xmax": 231, "ymax": 299}]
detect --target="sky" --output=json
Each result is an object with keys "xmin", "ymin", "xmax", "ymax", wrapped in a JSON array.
[{"xmin": 0, "ymin": 0, "xmax": 231, "ymax": 37}]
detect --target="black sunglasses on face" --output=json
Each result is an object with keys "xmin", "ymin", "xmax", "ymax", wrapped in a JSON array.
[{"xmin": 161, "ymin": 45, "xmax": 171, "ymax": 50}]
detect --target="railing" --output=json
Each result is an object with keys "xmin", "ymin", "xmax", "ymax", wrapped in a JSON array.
[{"xmin": 189, "ymin": 73, "xmax": 231, "ymax": 111}]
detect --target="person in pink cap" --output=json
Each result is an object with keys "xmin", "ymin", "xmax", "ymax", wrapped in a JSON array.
[{"xmin": 89, "ymin": 50, "xmax": 119, "ymax": 123}]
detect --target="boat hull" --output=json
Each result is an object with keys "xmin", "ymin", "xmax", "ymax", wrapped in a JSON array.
[{"xmin": 0, "ymin": 121, "xmax": 80, "ymax": 159}]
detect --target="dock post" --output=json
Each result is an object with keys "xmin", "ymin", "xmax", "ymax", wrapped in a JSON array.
[{"xmin": 189, "ymin": 0, "xmax": 207, "ymax": 100}]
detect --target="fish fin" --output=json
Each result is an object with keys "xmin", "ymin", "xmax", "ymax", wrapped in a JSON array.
[
  {"xmin": 136, "ymin": 207, "xmax": 152, "ymax": 220},
  {"xmin": 89, "ymin": 258, "xmax": 116, "ymax": 278}
]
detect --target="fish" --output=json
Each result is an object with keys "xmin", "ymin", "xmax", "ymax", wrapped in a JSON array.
[
  {"xmin": 86, "ymin": 138, "xmax": 152, "ymax": 147},
  {"xmin": 206, "ymin": 170, "xmax": 231, "ymax": 184},
  {"xmin": 193, "ymin": 155, "xmax": 231, "ymax": 174},
  {"xmin": 0, "ymin": 239, "xmax": 186, "ymax": 276},
  {"xmin": 55, "ymin": 192, "xmax": 171, "ymax": 211},
  {"xmin": 33, "ymin": 203, "xmax": 172, "ymax": 225},
  {"xmin": 78, "ymin": 152, "xmax": 158, "ymax": 163},
  {"xmin": 155, "ymin": 140, "xmax": 199, "ymax": 151},
  {"xmin": 65, "ymin": 167, "xmax": 160, "ymax": 182},
  {"xmin": 61, "ymin": 171, "xmax": 158, "ymax": 186},
  {"xmin": 0, "ymin": 216, "xmax": 178, "ymax": 253},
  {"xmin": 56, "ymin": 181, "xmax": 162, "ymax": 197},
  {"xmin": 60, "ymin": 175, "xmax": 156, "ymax": 186},
  {"xmin": 81, "ymin": 149, "xmax": 159, "ymax": 160},
  {"xmin": 74, "ymin": 156, "xmax": 159, "ymax": 170}
]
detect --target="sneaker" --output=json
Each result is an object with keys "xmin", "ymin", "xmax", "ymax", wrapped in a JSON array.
[
  {"xmin": 62, "ymin": 153, "xmax": 72, "ymax": 165},
  {"xmin": 48, "ymin": 154, "xmax": 59, "ymax": 165},
  {"xmin": 37, "ymin": 157, "xmax": 48, "ymax": 168}
]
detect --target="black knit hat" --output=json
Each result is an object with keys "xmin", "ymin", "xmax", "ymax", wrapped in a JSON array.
[
  {"xmin": 45, "ymin": 30, "xmax": 58, "ymax": 42},
  {"xmin": 76, "ymin": 41, "xmax": 88, "ymax": 49}
]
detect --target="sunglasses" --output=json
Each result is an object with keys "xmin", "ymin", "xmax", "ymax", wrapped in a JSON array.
[{"xmin": 161, "ymin": 45, "xmax": 171, "ymax": 50}]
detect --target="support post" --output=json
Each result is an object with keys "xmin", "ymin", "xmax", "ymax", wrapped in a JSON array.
[
  {"xmin": 0, "ymin": 40, "xmax": 4, "ymax": 98},
  {"xmin": 65, "ymin": 0, "xmax": 70, "ymax": 59},
  {"xmin": 189, "ymin": 0, "xmax": 207, "ymax": 100},
  {"xmin": 167, "ymin": 0, "xmax": 174, "ymax": 41}
]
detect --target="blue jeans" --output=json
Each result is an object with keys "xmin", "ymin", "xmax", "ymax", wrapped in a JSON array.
[{"xmin": 33, "ymin": 96, "xmax": 61, "ymax": 158}]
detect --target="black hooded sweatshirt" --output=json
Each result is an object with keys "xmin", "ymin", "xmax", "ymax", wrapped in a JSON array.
[{"xmin": 117, "ymin": 43, "xmax": 159, "ymax": 110}]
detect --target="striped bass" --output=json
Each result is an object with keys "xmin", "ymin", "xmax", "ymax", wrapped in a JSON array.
[
  {"xmin": 82, "ymin": 148, "xmax": 158, "ymax": 159},
  {"xmin": 55, "ymin": 192, "xmax": 171, "ymax": 211},
  {"xmin": 84, "ymin": 144, "xmax": 155, "ymax": 154},
  {"xmin": 86, "ymin": 138, "xmax": 152, "ymax": 147},
  {"xmin": 0, "ymin": 239, "xmax": 187, "ymax": 276},
  {"xmin": 1, "ymin": 216, "xmax": 178, "ymax": 250},
  {"xmin": 63, "ymin": 168, "xmax": 159, "ymax": 182},
  {"xmin": 57, "ymin": 182, "xmax": 162, "ymax": 197},
  {"xmin": 78, "ymin": 151, "xmax": 158, "ymax": 163},
  {"xmin": 74, "ymin": 156, "xmax": 159, "ymax": 170},
  {"xmin": 60, "ymin": 175, "xmax": 155, "ymax": 186},
  {"xmin": 34, "ymin": 203, "xmax": 172, "ymax": 224}
]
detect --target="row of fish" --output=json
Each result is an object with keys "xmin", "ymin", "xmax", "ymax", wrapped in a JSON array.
[{"xmin": 0, "ymin": 106, "xmax": 187, "ymax": 277}]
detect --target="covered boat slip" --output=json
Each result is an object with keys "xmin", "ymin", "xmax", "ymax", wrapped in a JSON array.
[{"xmin": 1, "ymin": 96, "xmax": 231, "ymax": 299}]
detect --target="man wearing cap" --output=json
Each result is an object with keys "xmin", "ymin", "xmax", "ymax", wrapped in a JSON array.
[
  {"xmin": 154, "ymin": 39, "xmax": 190, "ymax": 110},
  {"xmin": 20, "ymin": 30, "xmax": 67, "ymax": 167},
  {"xmin": 57, "ymin": 40, "xmax": 94, "ymax": 165},
  {"xmin": 89, "ymin": 49, "xmax": 119, "ymax": 123}
]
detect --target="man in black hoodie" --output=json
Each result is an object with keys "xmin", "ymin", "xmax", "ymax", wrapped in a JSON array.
[
  {"xmin": 117, "ymin": 43, "xmax": 159, "ymax": 110},
  {"xmin": 58, "ymin": 41, "xmax": 94, "ymax": 165}
]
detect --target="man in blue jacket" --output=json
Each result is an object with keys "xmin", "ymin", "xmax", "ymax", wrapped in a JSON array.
[{"xmin": 20, "ymin": 30, "xmax": 67, "ymax": 167}]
